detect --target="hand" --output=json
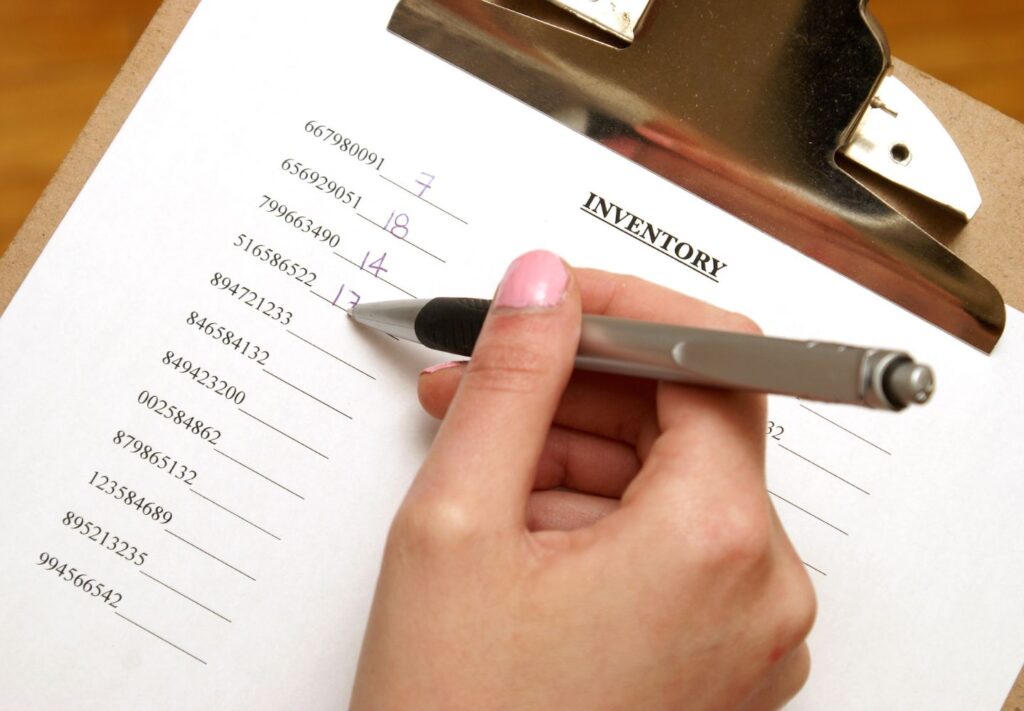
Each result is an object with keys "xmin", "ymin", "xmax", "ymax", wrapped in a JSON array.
[{"xmin": 350, "ymin": 251, "xmax": 816, "ymax": 710}]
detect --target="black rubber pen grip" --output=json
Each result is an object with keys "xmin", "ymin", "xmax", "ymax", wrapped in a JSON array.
[{"xmin": 414, "ymin": 297, "xmax": 491, "ymax": 357}]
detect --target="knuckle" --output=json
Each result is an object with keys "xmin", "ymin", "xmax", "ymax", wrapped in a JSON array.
[
  {"xmin": 762, "ymin": 563, "xmax": 817, "ymax": 668},
  {"xmin": 695, "ymin": 503, "xmax": 773, "ymax": 569},
  {"xmin": 779, "ymin": 571, "xmax": 818, "ymax": 643},
  {"xmin": 390, "ymin": 496, "xmax": 482, "ymax": 557},
  {"xmin": 463, "ymin": 341, "xmax": 552, "ymax": 396},
  {"xmin": 791, "ymin": 645, "xmax": 812, "ymax": 694},
  {"xmin": 775, "ymin": 644, "xmax": 812, "ymax": 704}
]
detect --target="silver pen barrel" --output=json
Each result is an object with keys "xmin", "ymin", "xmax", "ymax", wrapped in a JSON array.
[
  {"xmin": 577, "ymin": 315, "xmax": 934, "ymax": 410},
  {"xmin": 350, "ymin": 299, "xmax": 935, "ymax": 411}
]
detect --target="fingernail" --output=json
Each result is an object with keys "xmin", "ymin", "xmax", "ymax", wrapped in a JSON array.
[
  {"xmin": 421, "ymin": 360, "xmax": 466, "ymax": 375},
  {"xmin": 494, "ymin": 250, "xmax": 569, "ymax": 309}
]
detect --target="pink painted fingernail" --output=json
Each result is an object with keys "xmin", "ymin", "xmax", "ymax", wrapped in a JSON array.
[
  {"xmin": 421, "ymin": 360, "xmax": 466, "ymax": 375},
  {"xmin": 494, "ymin": 250, "xmax": 569, "ymax": 309}
]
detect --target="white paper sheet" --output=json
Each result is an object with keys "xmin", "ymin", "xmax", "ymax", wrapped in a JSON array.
[{"xmin": 1, "ymin": 2, "xmax": 1021, "ymax": 709}]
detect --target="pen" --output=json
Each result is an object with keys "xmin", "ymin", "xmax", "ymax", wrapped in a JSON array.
[{"xmin": 349, "ymin": 298, "xmax": 935, "ymax": 411}]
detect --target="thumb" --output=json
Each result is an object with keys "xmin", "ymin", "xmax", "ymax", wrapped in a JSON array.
[{"xmin": 409, "ymin": 250, "xmax": 581, "ymax": 531}]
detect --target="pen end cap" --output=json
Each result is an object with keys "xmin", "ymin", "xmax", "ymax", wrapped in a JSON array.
[{"xmin": 888, "ymin": 361, "xmax": 936, "ymax": 408}]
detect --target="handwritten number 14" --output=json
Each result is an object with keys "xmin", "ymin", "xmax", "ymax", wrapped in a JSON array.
[{"xmin": 361, "ymin": 251, "xmax": 388, "ymax": 278}]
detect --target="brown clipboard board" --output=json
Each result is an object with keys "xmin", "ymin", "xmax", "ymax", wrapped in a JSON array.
[{"xmin": 0, "ymin": 0, "xmax": 1021, "ymax": 706}]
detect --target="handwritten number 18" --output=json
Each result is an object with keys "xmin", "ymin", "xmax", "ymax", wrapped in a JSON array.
[{"xmin": 385, "ymin": 212, "xmax": 410, "ymax": 240}]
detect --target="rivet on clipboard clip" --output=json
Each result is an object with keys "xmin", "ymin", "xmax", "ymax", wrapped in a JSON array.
[
  {"xmin": 389, "ymin": 0, "xmax": 1006, "ymax": 352},
  {"xmin": 842, "ymin": 74, "xmax": 982, "ymax": 221}
]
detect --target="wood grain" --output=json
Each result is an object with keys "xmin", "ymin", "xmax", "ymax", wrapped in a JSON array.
[
  {"xmin": 0, "ymin": 1, "xmax": 162, "ymax": 257},
  {"xmin": 874, "ymin": 0, "xmax": 1024, "ymax": 122}
]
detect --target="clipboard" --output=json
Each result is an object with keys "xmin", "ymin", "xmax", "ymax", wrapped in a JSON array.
[
  {"xmin": 0, "ymin": 0, "xmax": 1021, "ymax": 706},
  {"xmin": 388, "ymin": 0, "xmax": 1018, "ymax": 354}
]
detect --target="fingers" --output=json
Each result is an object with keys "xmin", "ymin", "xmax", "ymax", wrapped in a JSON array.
[
  {"xmin": 744, "ymin": 543, "xmax": 815, "ymax": 707},
  {"xmin": 526, "ymin": 490, "xmax": 619, "ymax": 532},
  {"xmin": 624, "ymin": 383, "xmax": 767, "ymax": 512},
  {"xmin": 406, "ymin": 251, "xmax": 581, "ymax": 530},
  {"xmin": 419, "ymin": 268, "xmax": 756, "ymax": 449},
  {"xmin": 423, "ymin": 370, "xmax": 643, "ymax": 496},
  {"xmin": 420, "ymin": 364, "xmax": 659, "ymax": 447},
  {"xmin": 420, "ymin": 369, "xmax": 642, "ymax": 497},
  {"xmin": 736, "ymin": 518, "xmax": 817, "ymax": 710},
  {"xmin": 410, "ymin": 263, "xmax": 767, "ymax": 537},
  {"xmin": 577, "ymin": 266, "xmax": 769, "ymax": 509},
  {"xmin": 741, "ymin": 643, "xmax": 812, "ymax": 711},
  {"xmin": 534, "ymin": 427, "xmax": 640, "ymax": 497}
]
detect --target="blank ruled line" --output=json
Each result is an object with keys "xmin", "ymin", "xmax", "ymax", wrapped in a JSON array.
[
  {"xmin": 355, "ymin": 213, "xmax": 446, "ymax": 264},
  {"xmin": 378, "ymin": 174, "xmax": 469, "ymax": 225},
  {"xmin": 333, "ymin": 252, "xmax": 418, "ymax": 299},
  {"xmin": 798, "ymin": 403, "xmax": 892, "ymax": 455},
  {"xmin": 214, "ymin": 449, "xmax": 305, "ymax": 500},
  {"xmin": 401, "ymin": 238, "xmax": 446, "ymax": 263},
  {"xmin": 778, "ymin": 444, "xmax": 871, "ymax": 495},
  {"xmin": 263, "ymin": 369, "xmax": 353, "ymax": 419},
  {"xmin": 287, "ymin": 328, "xmax": 377, "ymax": 379},
  {"xmin": 335, "ymin": 253, "xmax": 361, "ymax": 270},
  {"xmin": 355, "ymin": 214, "xmax": 384, "ymax": 230},
  {"xmin": 802, "ymin": 561, "xmax": 828, "ymax": 577},
  {"xmin": 768, "ymin": 490, "xmax": 849, "ymax": 536},
  {"xmin": 238, "ymin": 408, "xmax": 330, "ymax": 460},
  {"xmin": 191, "ymin": 490, "xmax": 282, "ymax": 540},
  {"xmin": 140, "ymin": 570, "xmax": 232, "ymax": 623},
  {"xmin": 115, "ymin": 612, "xmax": 208, "ymax": 665},
  {"xmin": 165, "ymin": 530, "xmax": 256, "ymax": 581}
]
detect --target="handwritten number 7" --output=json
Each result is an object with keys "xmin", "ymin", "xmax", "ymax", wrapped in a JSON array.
[{"xmin": 415, "ymin": 172, "xmax": 435, "ymax": 198}]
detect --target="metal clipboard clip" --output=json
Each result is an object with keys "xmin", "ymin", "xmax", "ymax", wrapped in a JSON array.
[{"xmin": 388, "ymin": 0, "xmax": 1006, "ymax": 352}]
